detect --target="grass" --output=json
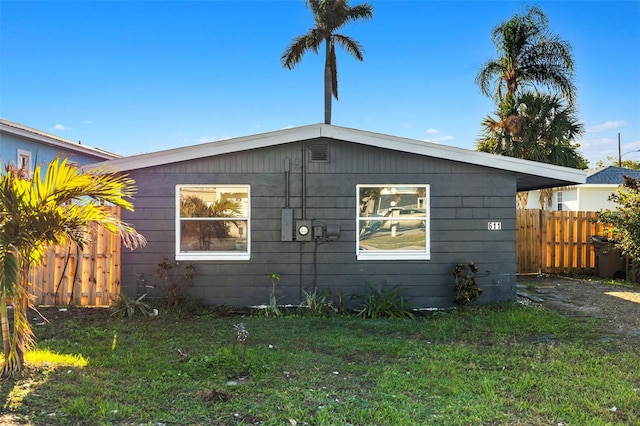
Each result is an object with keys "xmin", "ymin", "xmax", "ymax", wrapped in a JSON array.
[{"xmin": 1, "ymin": 303, "xmax": 639, "ymax": 425}]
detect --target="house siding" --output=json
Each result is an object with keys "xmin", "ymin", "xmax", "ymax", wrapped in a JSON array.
[{"xmin": 121, "ymin": 138, "xmax": 517, "ymax": 309}]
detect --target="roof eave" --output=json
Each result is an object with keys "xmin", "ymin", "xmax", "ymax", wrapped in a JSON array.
[{"xmin": 87, "ymin": 123, "xmax": 586, "ymax": 191}]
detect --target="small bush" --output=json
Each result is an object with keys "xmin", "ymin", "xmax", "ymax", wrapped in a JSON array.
[
  {"xmin": 157, "ymin": 256, "xmax": 196, "ymax": 309},
  {"xmin": 301, "ymin": 288, "xmax": 338, "ymax": 317},
  {"xmin": 453, "ymin": 262, "xmax": 483, "ymax": 308},
  {"xmin": 110, "ymin": 294, "xmax": 156, "ymax": 319},
  {"xmin": 357, "ymin": 284, "xmax": 415, "ymax": 319}
]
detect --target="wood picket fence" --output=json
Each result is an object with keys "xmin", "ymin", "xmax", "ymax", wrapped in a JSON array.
[
  {"xmin": 516, "ymin": 209, "xmax": 611, "ymax": 274},
  {"xmin": 28, "ymin": 207, "xmax": 122, "ymax": 306}
]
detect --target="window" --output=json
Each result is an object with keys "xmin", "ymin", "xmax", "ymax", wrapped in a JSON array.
[
  {"xmin": 357, "ymin": 185, "xmax": 430, "ymax": 260},
  {"xmin": 17, "ymin": 149, "xmax": 32, "ymax": 174},
  {"xmin": 176, "ymin": 185, "xmax": 250, "ymax": 260},
  {"xmin": 556, "ymin": 192, "xmax": 563, "ymax": 211}
]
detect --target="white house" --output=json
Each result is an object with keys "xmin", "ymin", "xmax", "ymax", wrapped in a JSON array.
[{"xmin": 525, "ymin": 166, "xmax": 640, "ymax": 211}]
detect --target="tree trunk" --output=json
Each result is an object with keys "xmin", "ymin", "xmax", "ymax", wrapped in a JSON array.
[
  {"xmin": 0, "ymin": 291, "xmax": 11, "ymax": 363},
  {"xmin": 324, "ymin": 39, "xmax": 332, "ymax": 125}
]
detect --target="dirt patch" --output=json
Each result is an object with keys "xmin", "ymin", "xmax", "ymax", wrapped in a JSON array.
[{"xmin": 517, "ymin": 274, "xmax": 640, "ymax": 340}]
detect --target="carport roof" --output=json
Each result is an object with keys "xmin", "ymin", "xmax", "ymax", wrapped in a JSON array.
[{"xmin": 88, "ymin": 124, "xmax": 585, "ymax": 192}]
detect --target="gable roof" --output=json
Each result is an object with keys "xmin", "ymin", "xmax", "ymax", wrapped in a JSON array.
[
  {"xmin": 0, "ymin": 118, "xmax": 120, "ymax": 160},
  {"xmin": 89, "ymin": 124, "xmax": 585, "ymax": 192},
  {"xmin": 586, "ymin": 166, "xmax": 640, "ymax": 184}
]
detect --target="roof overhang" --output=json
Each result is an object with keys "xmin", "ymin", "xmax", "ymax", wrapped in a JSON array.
[
  {"xmin": 0, "ymin": 118, "xmax": 120, "ymax": 160},
  {"xmin": 87, "ymin": 124, "xmax": 586, "ymax": 191}
]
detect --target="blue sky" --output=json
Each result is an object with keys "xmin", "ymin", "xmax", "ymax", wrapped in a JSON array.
[{"xmin": 2, "ymin": 0, "xmax": 639, "ymax": 167}]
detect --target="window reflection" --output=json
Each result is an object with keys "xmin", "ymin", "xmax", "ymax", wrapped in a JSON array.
[{"xmin": 357, "ymin": 185, "xmax": 429, "ymax": 256}]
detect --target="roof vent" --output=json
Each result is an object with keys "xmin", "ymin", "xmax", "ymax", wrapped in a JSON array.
[{"xmin": 309, "ymin": 143, "xmax": 329, "ymax": 162}]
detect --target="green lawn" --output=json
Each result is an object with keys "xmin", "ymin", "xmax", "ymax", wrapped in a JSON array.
[{"xmin": 2, "ymin": 303, "xmax": 639, "ymax": 425}]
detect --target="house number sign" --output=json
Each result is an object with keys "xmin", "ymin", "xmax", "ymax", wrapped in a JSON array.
[{"xmin": 488, "ymin": 222, "xmax": 502, "ymax": 230}]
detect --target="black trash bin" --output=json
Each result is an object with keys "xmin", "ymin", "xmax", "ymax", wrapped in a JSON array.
[{"xmin": 591, "ymin": 236, "xmax": 626, "ymax": 279}]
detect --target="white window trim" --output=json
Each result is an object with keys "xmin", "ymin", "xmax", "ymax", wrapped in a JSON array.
[
  {"xmin": 175, "ymin": 184, "xmax": 250, "ymax": 261},
  {"xmin": 356, "ymin": 184, "xmax": 431, "ymax": 261},
  {"xmin": 17, "ymin": 149, "xmax": 32, "ymax": 173}
]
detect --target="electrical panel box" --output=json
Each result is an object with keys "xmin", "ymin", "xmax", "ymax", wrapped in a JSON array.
[
  {"xmin": 313, "ymin": 226, "xmax": 324, "ymax": 240},
  {"xmin": 326, "ymin": 224, "xmax": 341, "ymax": 240},
  {"xmin": 295, "ymin": 220, "xmax": 312, "ymax": 241},
  {"xmin": 281, "ymin": 209, "xmax": 293, "ymax": 241}
]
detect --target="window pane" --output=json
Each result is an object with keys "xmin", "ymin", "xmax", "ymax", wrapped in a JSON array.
[
  {"xmin": 180, "ymin": 220, "xmax": 248, "ymax": 252},
  {"xmin": 359, "ymin": 220, "xmax": 426, "ymax": 251},
  {"xmin": 357, "ymin": 184, "xmax": 429, "ymax": 259},
  {"xmin": 359, "ymin": 186, "xmax": 426, "ymax": 216},
  {"xmin": 180, "ymin": 186, "xmax": 248, "ymax": 218}
]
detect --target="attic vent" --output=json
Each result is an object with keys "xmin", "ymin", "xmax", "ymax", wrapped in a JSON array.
[{"xmin": 309, "ymin": 143, "xmax": 329, "ymax": 162}]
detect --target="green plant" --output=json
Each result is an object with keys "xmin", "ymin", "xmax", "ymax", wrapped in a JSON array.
[
  {"xmin": 110, "ymin": 294, "xmax": 156, "ymax": 319},
  {"xmin": 357, "ymin": 284, "xmax": 415, "ymax": 319},
  {"xmin": 301, "ymin": 288, "xmax": 338, "ymax": 317},
  {"xmin": 157, "ymin": 256, "xmax": 196, "ymax": 308},
  {"xmin": 453, "ymin": 262, "xmax": 483, "ymax": 308},
  {"xmin": 232, "ymin": 323, "xmax": 249, "ymax": 363},
  {"xmin": 596, "ymin": 175, "xmax": 640, "ymax": 262},
  {"xmin": 264, "ymin": 273, "xmax": 282, "ymax": 317}
]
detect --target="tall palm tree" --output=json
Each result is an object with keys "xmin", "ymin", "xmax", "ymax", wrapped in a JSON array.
[
  {"xmin": 281, "ymin": 0, "xmax": 373, "ymax": 124},
  {"xmin": 0, "ymin": 158, "xmax": 146, "ymax": 377},
  {"xmin": 475, "ymin": 5, "xmax": 576, "ymax": 108}
]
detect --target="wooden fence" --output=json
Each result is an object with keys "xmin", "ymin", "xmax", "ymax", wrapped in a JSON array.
[
  {"xmin": 28, "ymin": 207, "xmax": 121, "ymax": 306},
  {"xmin": 517, "ymin": 209, "xmax": 610, "ymax": 274}
]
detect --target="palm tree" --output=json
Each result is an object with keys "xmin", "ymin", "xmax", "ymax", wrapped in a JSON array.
[
  {"xmin": 0, "ymin": 158, "xmax": 146, "ymax": 377},
  {"xmin": 477, "ymin": 92, "xmax": 587, "ymax": 207},
  {"xmin": 475, "ymin": 5, "xmax": 576, "ymax": 108},
  {"xmin": 478, "ymin": 92, "xmax": 586, "ymax": 167},
  {"xmin": 281, "ymin": 0, "xmax": 373, "ymax": 124}
]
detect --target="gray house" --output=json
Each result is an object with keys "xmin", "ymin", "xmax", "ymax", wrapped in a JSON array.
[
  {"xmin": 0, "ymin": 118, "xmax": 119, "ymax": 173},
  {"xmin": 92, "ymin": 124, "xmax": 585, "ymax": 308}
]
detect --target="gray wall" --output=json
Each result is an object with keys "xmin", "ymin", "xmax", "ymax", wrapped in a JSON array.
[{"xmin": 121, "ymin": 137, "xmax": 517, "ymax": 309}]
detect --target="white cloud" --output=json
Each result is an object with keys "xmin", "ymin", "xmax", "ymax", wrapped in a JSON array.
[
  {"xmin": 402, "ymin": 122, "xmax": 410, "ymax": 128},
  {"xmin": 54, "ymin": 124, "xmax": 67, "ymax": 131},
  {"xmin": 281, "ymin": 125, "xmax": 293, "ymax": 130},
  {"xmin": 425, "ymin": 128, "xmax": 439, "ymax": 135},
  {"xmin": 587, "ymin": 120, "xmax": 626, "ymax": 133}
]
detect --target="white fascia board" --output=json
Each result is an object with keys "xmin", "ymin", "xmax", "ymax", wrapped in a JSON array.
[{"xmin": 88, "ymin": 124, "xmax": 324, "ymax": 172}]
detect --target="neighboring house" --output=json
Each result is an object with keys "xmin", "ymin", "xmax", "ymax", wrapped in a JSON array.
[
  {"xmin": 91, "ymin": 124, "xmax": 585, "ymax": 309},
  {"xmin": 525, "ymin": 166, "xmax": 640, "ymax": 211},
  {"xmin": 0, "ymin": 118, "xmax": 119, "ymax": 173}
]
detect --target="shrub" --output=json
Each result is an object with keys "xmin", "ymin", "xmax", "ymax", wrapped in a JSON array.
[
  {"xmin": 357, "ymin": 284, "xmax": 415, "ymax": 319},
  {"xmin": 453, "ymin": 262, "xmax": 482, "ymax": 308},
  {"xmin": 110, "ymin": 294, "xmax": 156, "ymax": 319},
  {"xmin": 157, "ymin": 256, "xmax": 196, "ymax": 309},
  {"xmin": 301, "ymin": 288, "xmax": 338, "ymax": 317}
]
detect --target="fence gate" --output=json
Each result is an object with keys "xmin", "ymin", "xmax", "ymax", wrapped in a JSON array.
[
  {"xmin": 517, "ymin": 209, "xmax": 609, "ymax": 274},
  {"xmin": 28, "ymin": 207, "xmax": 122, "ymax": 306}
]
